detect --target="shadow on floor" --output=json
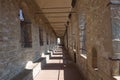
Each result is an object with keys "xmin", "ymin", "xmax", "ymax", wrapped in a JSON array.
[
  {"xmin": 50, "ymin": 57, "xmax": 63, "ymax": 59},
  {"xmin": 40, "ymin": 47, "xmax": 83, "ymax": 80},
  {"xmin": 11, "ymin": 47, "xmax": 85, "ymax": 80}
]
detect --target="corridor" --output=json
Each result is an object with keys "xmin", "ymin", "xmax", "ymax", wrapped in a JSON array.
[
  {"xmin": 34, "ymin": 46, "xmax": 81, "ymax": 80},
  {"xmin": 0, "ymin": 0, "xmax": 120, "ymax": 80}
]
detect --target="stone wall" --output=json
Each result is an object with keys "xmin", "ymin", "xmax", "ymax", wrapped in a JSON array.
[
  {"xmin": 84, "ymin": 0, "xmax": 113, "ymax": 80},
  {"xmin": 110, "ymin": 0, "xmax": 120, "ymax": 76},
  {"xmin": 65, "ymin": 0, "xmax": 115, "ymax": 80},
  {"xmin": 0, "ymin": 0, "xmax": 56, "ymax": 80}
]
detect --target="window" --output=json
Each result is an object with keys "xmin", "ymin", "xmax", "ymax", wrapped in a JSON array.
[
  {"xmin": 19, "ymin": 9, "xmax": 24, "ymax": 21},
  {"xmin": 20, "ymin": 21, "xmax": 32, "ymax": 48},
  {"xmin": 39, "ymin": 28, "xmax": 44, "ymax": 46},
  {"xmin": 57, "ymin": 38, "xmax": 61, "ymax": 44},
  {"xmin": 92, "ymin": 47, "xmax": 98, "ymax": 69},
  {"xmin": 71, "ymin": 0, "xmax": 77, "ymax": 8},
  {"xmin": 79, "ymin": 14, "xmax": 86, "ymax": 55},
  {"xmin": 19, "ymin": 9, "xmax": 32, "ymax": 48},
  {"xmin": 46, "ymin": 33, "xmax": 49, "ymax": 45},
  {"xmin": 110, "ymin": 1, "xmax": 120, "ymax": 77}
]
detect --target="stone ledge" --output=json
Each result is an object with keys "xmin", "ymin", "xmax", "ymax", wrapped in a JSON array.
[
  {"xmin": 113, "ymin": 76, "xmax": 120, "ymax": 80},
  {"xmin": 11, "ymin": 58, "xmax": 46, "ymax": 80}
]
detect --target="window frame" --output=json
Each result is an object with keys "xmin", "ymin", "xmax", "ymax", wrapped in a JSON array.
[{"xmin": 79, "ymin": 14, "xmax": 87, "ymax": 55}]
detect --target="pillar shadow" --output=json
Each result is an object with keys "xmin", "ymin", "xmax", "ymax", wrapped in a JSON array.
[{"xmin": 40, "ymin": 47, "xmax": 82, "ymax": 80}]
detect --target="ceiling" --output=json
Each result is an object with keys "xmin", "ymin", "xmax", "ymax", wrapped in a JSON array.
[
  {"xmin": 35, "ymin": 0, "xmax": 72, "ymax": 37},
  {"xmin": 111, "ymin": 0, "xmax": 120, "ymax": 4}
]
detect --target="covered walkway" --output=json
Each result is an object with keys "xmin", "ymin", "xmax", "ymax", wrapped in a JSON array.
[{"xmin": 0, "ymin": 0, "xmax": 120, "ymax": 80}]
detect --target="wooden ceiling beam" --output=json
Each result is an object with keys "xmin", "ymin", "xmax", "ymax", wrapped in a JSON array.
[
  {"xmin": 41, "ymin": 7, "xmax": 71, "ymax": 9},
  {"xmin": 46, "ymin": 15, "xmax": 68, "ymax": 18},
  {"xmin": 45, "ymin": 22, "xmax": 66, "ymax": 24},
  {"xmin": 36, "ymin": 11, "xmax": 76, "ymax": 14},
  {"xmin": 47, "ymin": 16, "xmax": 68, "ymax": 18},
  {"xmin": 53, "ymin": 29, "xmax": 66, "ymax": 30},
  {"xmin": 53, "ymin": 26, "xmax": 66, "ymax": 28},
  {"xmin": 53, "ymin": 28, "xmax": 65, "ymax": 30}
]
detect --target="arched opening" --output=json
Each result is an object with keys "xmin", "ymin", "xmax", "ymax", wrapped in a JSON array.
[
  {"xmin": 110, "ymin": 1, "xmax": 120, "ymax": 78},
  {"xmin": 57, "ymin": 37, "xmax": 61, "ymax": 45},
  {"xmin": 19, "ymin": 2, "xmax": 32, "ymax": 48}
]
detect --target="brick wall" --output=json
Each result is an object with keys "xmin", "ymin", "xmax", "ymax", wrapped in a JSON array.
[
  {"xmin": 65, "ymin": 0, "xmax": 115, "ymax": 80},
  {"xmin": 0, "ymin": 0, "xmax": 56, "ymax": 80}
]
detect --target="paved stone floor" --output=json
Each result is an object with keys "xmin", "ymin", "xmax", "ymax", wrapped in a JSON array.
[{"xmin": 34, "ymin": 47, "xmax": 81, "ymax": 80}]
